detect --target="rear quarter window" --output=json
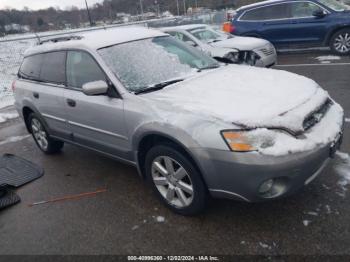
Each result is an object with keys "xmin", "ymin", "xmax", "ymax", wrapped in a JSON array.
[{"xmin": 19, "ymin": 54, "xmax": 44, "ymax": 81}]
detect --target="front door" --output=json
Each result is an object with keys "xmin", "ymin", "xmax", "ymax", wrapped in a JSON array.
[
  {"xmin": 63, "ymin": 50, "xmax": 129, "ymax": 159},
  {"xmin": 287, "ymin": 1, "xmax": 330, "ymax": 45}
]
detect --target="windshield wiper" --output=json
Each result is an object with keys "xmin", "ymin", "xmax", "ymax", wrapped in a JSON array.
[
  {"xmin": 208, "ymin": 39, "xmax": 222, "ymax": 43},
  {"xmin": 134, "ymin": 79, "xmax": 184, "ymax": 95},
  {"xmin": 197, "ymin": 64, "xmax": 220, "ymax": 72}
]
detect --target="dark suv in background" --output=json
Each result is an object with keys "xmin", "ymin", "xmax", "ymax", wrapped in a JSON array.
[{"xmin": 231, "ymin": 0, "xmax": 350, "ymax": 54}]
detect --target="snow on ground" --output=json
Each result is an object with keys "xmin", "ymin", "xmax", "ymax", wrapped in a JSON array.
[
  {"xmin": 316, "ymin": 55, "xmax": 341, "ymax": 62},
  {"xmin": 304, "ymin": 211, "xmax": 318, "ymax": 216},
  {"xmin": 155, "ymin": 216, "xmax": 165, "ymax": 223},
  {"xmin": 303, "ymin": 220, "xmax": 311, "ymax": 227},
  {"xmin": 346, "ymin": 118, "xmax": 350, "ymax": 123},
  {"xmin": 0, "ymin": 135, "xmax": 31, "ymax": 146},
  {"xmin": 0, "ymin": 39, "xmax": 34, "ymax": 109},
  {"xmin": 0, "ymin": 112, "xmax": 19, "ymax": 123},
  {"xmin": 334, "ymin": 151, "xmax": 350, "ymax": 196}
]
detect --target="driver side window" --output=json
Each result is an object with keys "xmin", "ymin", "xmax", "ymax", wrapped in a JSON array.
[
  {"xmin": 66, "ymin": 51, "xmax": 106, "ymax": 89},
  {"xmin": 290, "ymin": 2, "xmax": 323, "ymax": 18}
]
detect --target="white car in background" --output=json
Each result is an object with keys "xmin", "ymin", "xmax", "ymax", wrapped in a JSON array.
[{"xmin": 162, "ymin": 24, "xmax": 277, "ymax": 67}]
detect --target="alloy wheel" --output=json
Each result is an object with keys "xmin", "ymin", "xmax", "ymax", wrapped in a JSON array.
[
  {"xmin": 334, "ymin": 33, "xmax": 350, "ymax": 53},
  {"xmin": 151, "ymin": 156, "xmax": 194, "ymax": 208},
  {"xmin": 31, "ymin": 118, "xmax": 48, "ymax": 151}
]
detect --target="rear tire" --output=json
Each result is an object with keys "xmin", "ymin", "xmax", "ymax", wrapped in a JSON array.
[
  {"xmin": 330, "ymin": 29, "xmax": 350, "ymax": 55},
  {"xmin": 145, "ymin": 145, "xmax": 208, "ymax": 216},
  {"xmin": 28, "ymin": 113, "xmax": 64, "ymax": 154}
]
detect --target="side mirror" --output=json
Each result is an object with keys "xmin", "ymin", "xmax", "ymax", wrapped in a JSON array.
[
  {"xmin": 185, "ymin": 40, "xmax": 197, "ymax": 47},
  {"xmin": 313, "ymin": 10, "xmax": 327, "ymax": 18},
  {"xmin": 82, "ymin": 80, "xmax": 109, "ymax": 96}
]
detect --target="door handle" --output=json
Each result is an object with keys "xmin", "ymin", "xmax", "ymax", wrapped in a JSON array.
[
  {"xmin": 67, "ymin": 99, "xmax": 76, "ymax": 107},
  {"xmin": 33, "ymin": 92, "xmax": 39, "ymax": 99}
]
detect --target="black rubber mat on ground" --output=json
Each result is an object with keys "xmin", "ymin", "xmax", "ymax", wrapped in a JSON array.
[
  {"xmin": 0, "ymin": 154, "xmax": 44, "ymax": 187},
  {"xmin": 0, "ymin": 185, "xmax": 20, "ymax": 210}
]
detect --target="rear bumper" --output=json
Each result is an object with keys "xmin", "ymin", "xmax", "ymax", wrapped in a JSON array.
[{"xmin": 191, "ymin": 138, "xmax": 340, "ymax": 202}]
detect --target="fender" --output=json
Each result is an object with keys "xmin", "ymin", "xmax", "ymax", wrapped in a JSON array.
[
  {"xmin": 324, "ymin": 24, "xmax": 350, "ymax": 45},
  {"xmin": 21, "ymin": 99, "xmax": 52, "ymax": 135},
  {"xmin": 131, "ymin": 122, "xmax": 208, "ymax": 179}
]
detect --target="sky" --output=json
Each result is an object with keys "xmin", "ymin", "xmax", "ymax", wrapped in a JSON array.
[{"xmin": 0, "ymin": 0, "xmax": 103, "ymax": 10}]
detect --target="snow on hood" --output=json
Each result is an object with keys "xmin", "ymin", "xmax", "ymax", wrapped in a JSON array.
[
  {"xmin": 211, "ymin": 36, "xmax": 269, "ymax": 50},
  {"xmin": 144, "ymin": 65, "xmax": 329, "ymax": 134}
]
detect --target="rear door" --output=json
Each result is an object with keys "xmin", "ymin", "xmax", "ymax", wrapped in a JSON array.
[
  {"xmin": 287, "ymin": 1, "xmax": 330, "ymax": 44},
  {"xmin": 63, "ymin": 50, "xmax": 129, "ymax": 159},
  {"xmin": 239, "ymin": 3, "xmax": 293, "ymax": 45},
  {"xmin": 18, "ymin": 51, "xmax": 69, "ymax": 138}
]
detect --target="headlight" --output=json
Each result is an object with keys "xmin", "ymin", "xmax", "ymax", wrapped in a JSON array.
[
  {"xmin": 247, "ymin": 52, "xmax": 259, "ymax": 66},
  {"xmin": 221, "ymin": 129, "xmax": 276, "ymax": 152},
  {"xmin": 224, "ymin": 51, "xmax": 240, "ymax": 63}
]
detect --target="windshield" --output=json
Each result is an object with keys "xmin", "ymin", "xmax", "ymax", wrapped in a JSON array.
[
  {"xmin": 188, "ymin": 28, "xmax": 227, "ymax": 43},
  {"xmin": 98, "ymin": 36, "xmax": 219, "ymax": 92},
  {"xmin": 318, "ymin": 0, "xmax": 350, "ymax": 11}
]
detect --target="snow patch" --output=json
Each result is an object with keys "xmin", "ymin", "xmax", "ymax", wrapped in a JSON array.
[
  {"xmin": 336, "ymin": 151, "xmax": 350, "ymax": 161},
  {"xmin": 303, "ymin": 220, "xmax": 311, "ymax": 226},
  {"xmin": 316, "ymin": 56, "xmax": 341, "ymax": 62},
  {"xmin": 258, "ymin": 242, "xmax": 271, "ymax": 250},
  {"xmin": 0, "ymin": 112, "xmax": 19, "ymax": 123},
  {"xmin": 0, "ymin": 135, "xmax": 31, "ymax": 146},
  {"xmin": 305, "ymin": 211, "xmax": 318, "ymax": 216},
  {"xmin": 334, "ymin": 151, "xmax": 350, "ymax": 195},
  {"xmin": 155, "ymin": 216, "xmax": 165, "ymax": 223},
  {"xmin": 0, "ymin": 97, "xmax": 15, "ymax": 110},
  {"xmin": 132, "ymin": 225, "xmax": 139, "ymax": 231},
  {"xmin": 345, "ymin": 118, "xmax": 350, "ymax": 123}
]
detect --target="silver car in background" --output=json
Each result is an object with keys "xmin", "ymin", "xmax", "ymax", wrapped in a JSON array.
[
  {"xmin": 162, "ymin": 24, "xmax": 277, "ymax": 67},
  {"xmin": 14, "ymin": 27, "xmax": 343, "ymax": 216}
]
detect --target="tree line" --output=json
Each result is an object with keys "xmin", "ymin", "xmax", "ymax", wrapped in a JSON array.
[{"xmin": 0, "ymin": 0, "xmax": 260, "ymax": 33}]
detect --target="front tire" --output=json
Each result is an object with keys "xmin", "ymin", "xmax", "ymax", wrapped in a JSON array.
[
  {"xmin": 28, "ymin": 113, "xmax": 64, "ymax": 154},
  {"xmin": 330, "ymin": 29, "xmax": 350, "ymax": 55},
  {"xmin": 145, "ymin": 145, "xmax": 208, "ymax": 216}
]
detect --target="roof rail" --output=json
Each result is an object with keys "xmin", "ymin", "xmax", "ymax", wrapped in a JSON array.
[{"xmin": 37, "ymin": 35, "xmax": 83, "ymax": 45}]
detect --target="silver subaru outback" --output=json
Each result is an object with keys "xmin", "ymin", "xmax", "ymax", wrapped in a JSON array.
[{"xmin": 14, "ymin": 27, "xmax": 344, "ymax": 215}]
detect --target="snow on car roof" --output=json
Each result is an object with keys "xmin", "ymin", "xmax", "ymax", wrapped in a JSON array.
[
  {"xmin": 161, "ymin": 24, "xmax": 208, "ymax": 32},
  {"xmin": 237, "ymin": 0, "xmax": 286, "ymax": 11},
  {"xmin": 24, "ymin": 26, "xmax": 167, "ymax": 56}
]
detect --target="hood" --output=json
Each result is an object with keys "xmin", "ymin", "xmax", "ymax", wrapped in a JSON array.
[
  {"xmin": 211, "ymin": 36, "xmax": 269, "ymax": 50},
  {"xmin": 144, "ymin": 65, "xmax": 329, "ymax": 134}
]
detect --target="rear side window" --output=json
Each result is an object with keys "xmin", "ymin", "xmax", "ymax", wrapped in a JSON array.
[
  {"xmin": 40, "ymin": 51, "xmax": 66, "ymax": 84},
  {"xmin": 240, "ymin": 4, "xmax": 290, "ymax": 21},
  {"xmin": 19, "ymin": 54, "xmax": 44, "ymax": 81},
  {"xmin": 66, "ymin": 51, "xmax": 106, "ymax": 88}
]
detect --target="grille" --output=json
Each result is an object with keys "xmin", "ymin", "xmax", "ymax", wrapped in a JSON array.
[
  {"xmin": 259, "ymin": 48, "xmax": 275, "ymax": 56},
  {"xmin": 303, "ymin": 99, "xmax": 333, "ymax": 131}
]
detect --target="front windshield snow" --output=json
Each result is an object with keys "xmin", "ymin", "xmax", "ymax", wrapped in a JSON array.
[{"xmin": 98, "ymin": 36, "xmax": 219, "ymax": 92}]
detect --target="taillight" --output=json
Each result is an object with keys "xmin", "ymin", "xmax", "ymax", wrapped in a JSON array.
[
  {"xmin": 11, "ymin": 80, "xmax": 16, "ymax": 92},
  {"xmin": 223, "ymin": 22, "xmax": 236, "ymax": 34}
]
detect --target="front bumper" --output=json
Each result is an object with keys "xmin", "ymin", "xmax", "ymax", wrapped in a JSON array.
[
  {"xmin": 191, "ymin": 136, "xmax": 341, "ymax": 202},
  {"xmin": 254, "ymin": 46, "xmax": 277, "ymax": 68}
]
